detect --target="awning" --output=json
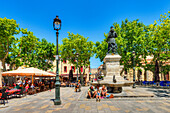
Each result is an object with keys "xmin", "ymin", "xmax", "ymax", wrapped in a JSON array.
[{"xmin": 2, "ymin": 67, "xmax": 56, "ymax": 77}]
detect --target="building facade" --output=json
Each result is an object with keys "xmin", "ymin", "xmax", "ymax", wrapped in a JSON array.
[
  {"xmin": 51, "ymin": 59, "xmax": 90, "ymax": 83},
  {"xmin": 121, "ymin": 56, "xmax": 170, "ymax": 82}
]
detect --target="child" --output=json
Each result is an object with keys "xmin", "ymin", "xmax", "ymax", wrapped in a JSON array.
[{"xmin": 96, "ymin": 90, "xmax": 101, "ymax": 102}]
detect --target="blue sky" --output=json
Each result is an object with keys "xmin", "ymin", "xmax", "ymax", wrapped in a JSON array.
[{"xmin": 0, "ymin": 0, "xmax": 170, "ymax": 68}]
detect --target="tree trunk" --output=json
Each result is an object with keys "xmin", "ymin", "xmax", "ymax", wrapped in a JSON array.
[
  {"xmin": 144, "ymin": 69, "xmax": 147, "ymax": 81},
  {"xmin": 163, "ymin": 73, "xmax": 166, "ymax": 81},
  {"xmin": 2, "ymin": 59, "xmax": 6, "ymax": 72},
  {"xmin": 83, "ymin": 67, "xmax": 86, "ymax": 85},
  {"xmin": 137, "ymin": 69, "xmax": 140, "ymax": 82},
  {"xmin": 79, "ymin": 68, "xmax": 83, "ymax": 85},
  {"xmin": 0, "ymin": 61, "xmax": 2, "ymax": 87},
  {"xmin": 154, "ymin": 60, "xmax": 160, "ymax": 82}
]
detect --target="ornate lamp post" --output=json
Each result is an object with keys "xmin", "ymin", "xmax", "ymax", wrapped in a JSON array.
[
  {"xmin": 132, "ymin": 51, "xmax": 136, "ymax": 88},
  {"xmin": 53, "ymin": 16, "xmax": 61, "ymax": 105},
  {"xmin": 76, "ymin": 53, "xmax": 79, "ymax": 85}
]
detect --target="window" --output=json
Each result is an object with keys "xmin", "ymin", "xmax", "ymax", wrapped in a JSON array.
[
  {"xmin": 71, "ymin": 66, "xmax": 75, "ymax": 72},
  {"xmin": 64, "ymin": 66, "xmax": 67, "ymax": 73},
  {"xmin": 81, "ymin": 66, "xmax": 83, "ymax": 73},
  {"xmin": 63, "ymin": 59, "xmax": 67, "ymax": 63}
]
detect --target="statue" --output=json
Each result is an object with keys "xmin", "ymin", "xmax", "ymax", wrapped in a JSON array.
[{"xmin": 107, "ymin": 26, "xmax": 118, "ymax": 54}]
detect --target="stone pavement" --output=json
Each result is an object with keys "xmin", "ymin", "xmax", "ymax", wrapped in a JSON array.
[
  {"xmin": 79, "ymin": 87, "xmax": 155, "ymax": 101},
  {"xmin": 0, "ymin": 86, "xmax": 170, "ymax": 113}
]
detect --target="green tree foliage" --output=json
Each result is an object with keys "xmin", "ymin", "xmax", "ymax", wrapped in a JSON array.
[
  {"xmin": 0, "ymin": 17, "xmax": 20, "ymax": 71},
  {"xmin": 114, "ymin": 19, "xmax": 148, "ymax": 70},
  {"xmin": 1, "ymin": 17, "xmax": 55, "ymax": 71},
  {"xmin": 60, "ymin": 32, "xmax": 95, "ymax": 84},
  {"xmin": 144, "ymin": 12, "xmax": 170, "ymax": 81},
  {"xmin": 95, "ymin": 37, "xmax": 108, "ymax": 62},
  {"xmin": 35, "ymin": 38, "xmax": 55, "ymax": 71},
  {"xmin": 6, "ymin": 34, "xmax": 55, "ymax": 71},
  {"xmin": 95, "ymin": 19, "xmax": 147, "ymax": 71},
  {"xmin": 6, "ymin": 28, "xmax": 39, "ymax": 69},
  {"xmin": 95, "ymin": 12, "xmax": 170, "ymax": 81}
]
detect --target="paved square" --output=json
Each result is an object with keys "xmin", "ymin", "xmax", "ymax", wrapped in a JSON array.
[{"xmin": 0, "ymin": 87, "xmax": 170, "ymax": 113}]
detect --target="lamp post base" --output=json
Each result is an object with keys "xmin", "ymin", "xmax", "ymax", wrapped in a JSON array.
[{"xmin": 54, "ymin": 99, "xmax": 61, "ymax": 105}]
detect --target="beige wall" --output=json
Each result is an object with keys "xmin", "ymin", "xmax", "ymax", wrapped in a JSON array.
[
  {"xmin": 122, "ymin": 67, "xmax": 170, "ymax": 82},
  {"xmin": 90, "ymin": 68, "xmax": 98, "ymax": 79},
  {"xmin": 122, "ymin": 68, "xmax": 154, "ymax": 82}
]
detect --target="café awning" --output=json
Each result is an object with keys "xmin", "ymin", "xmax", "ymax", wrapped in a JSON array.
[{"xmin": 2, "ymin": 67, "xmax": 56, "ymax": 77}]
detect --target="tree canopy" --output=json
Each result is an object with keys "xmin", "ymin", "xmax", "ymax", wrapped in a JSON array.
[
  {"xmin": 95, "ymin": 12, "xmax": 170, "ymax": 81},
  {"xmin": 60, "ymin": 32, "xmax": 95, "ymax": 84},
  {"xmin": 0, "ymin": 18, "xmax": 55, "ymax": 71},
  {"xmin": 0, "ymin": 17, "xmax": 20, "ymax": 71}
]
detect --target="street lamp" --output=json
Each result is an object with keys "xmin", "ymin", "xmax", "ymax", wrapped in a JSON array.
[
  {"xmin": 76, "ymin": 53, "xmax": 79, "ymax": 85},
  {"xmin": 53, "ymin": 15, "xmax": 61, "ymax": 105},
  {"xmin": 132, "ymin": 51, "xmax": 136, "ymax": 88}
]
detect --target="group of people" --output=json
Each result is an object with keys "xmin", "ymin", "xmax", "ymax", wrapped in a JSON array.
[
  {"xmin": 4, "ymin": 78, "xmax": 55, "ymax": 93},
  {"xmin": 88, "ymin": 85, "xmax": 107, "ymax": 102}
]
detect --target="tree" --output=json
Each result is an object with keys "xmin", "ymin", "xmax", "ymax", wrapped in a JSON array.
[
  {"xmin": 5, "ymin": 28, "xmax": 39, "ymax": 70},
  {"xmin": 6, "ymin": 32, "xmax": 55, "ymax": 71},
  {"xmin": 35, "ymin": 38, "xmax": 55, "ymax": 71},
  {"xmin": 95, "ymin": 19, "xmax": 148, "ymax": 80},
  {"xmin": 144, "ymin": 12, "xmax": 170, "ymax": 81},
  {"xmin": 0, "ymin": 17, "xmax": 20, "ymax": 71},
  {"xmin": 60, "ymin": 32, "xmax": 95, "ymax": 85}
]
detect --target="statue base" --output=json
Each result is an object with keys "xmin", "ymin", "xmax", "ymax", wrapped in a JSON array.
[{"xmin": 91, "ymin": 54, "xmax": 133, "ymax": 93}]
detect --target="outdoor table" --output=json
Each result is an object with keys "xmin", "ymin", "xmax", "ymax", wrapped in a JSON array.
[{"xmin": 6, "ymin": 88, "xmax": 21, "ymax": 95}]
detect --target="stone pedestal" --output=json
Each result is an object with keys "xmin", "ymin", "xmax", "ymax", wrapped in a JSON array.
[
  {"xmin": 91, "ymin": 54, "xmax": 133, "ymax": 93},
  {"xmin": 103, "ymin": 54, "xmax": 124, "ymax": 83}
]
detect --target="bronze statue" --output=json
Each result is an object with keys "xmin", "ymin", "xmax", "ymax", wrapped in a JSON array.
[{"xmin": 107, "ymin": 26, "xmax": 118, "ymax": 54}]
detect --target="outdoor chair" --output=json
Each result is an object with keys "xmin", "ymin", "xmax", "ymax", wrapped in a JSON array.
[
  {"xmin": 16, "ymin": 88, "xmax": 26, "ymax": 97},
  {"xmin": 0, "ymin": 92, "xmax": 9, "ymax": 105},
  {"xmin": 0, "ymin": 88, "xmax": 6, "ymax": 93},
  {"xmin": 160, "ymin": 81, "xmax": 166, "ymax": 87},
  {"xmin": 142, "ymin": 81, "xmax": 148, "ymax": 86},
  {"xmin": 166, "ymin": 81, "xmax": 170, "ymax": 87},
  {"xmin": 149, "ymin": 81, "xmax": 155, "ymax": 86}
]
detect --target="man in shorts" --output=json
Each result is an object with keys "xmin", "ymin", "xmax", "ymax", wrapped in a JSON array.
[{"xmin": 87, "ymin": 86, "xmax": 97, "ymax": 99}]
